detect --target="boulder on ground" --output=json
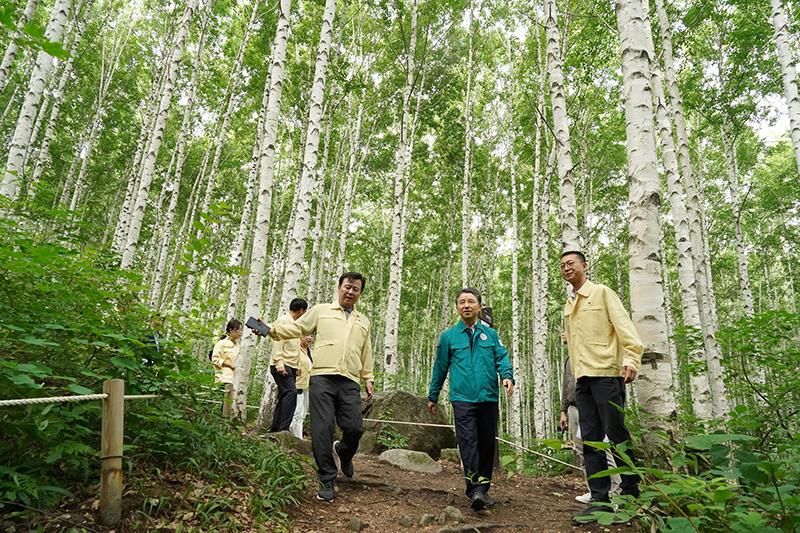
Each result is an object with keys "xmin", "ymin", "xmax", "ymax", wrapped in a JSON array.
[
  {"xmin": 378, "ymin": 449, "xmax": 442, "ymax": 473},
  {"xmin": 361, "ymin": 390, "xmax": 456, "ymax": 459},
  {"xmin": 268, "ymin": 430, "xmax": 313, "ymax": 456},
  {"xmin": 440, "ymin": 448, "xmax": 461, "ymax": 464}
]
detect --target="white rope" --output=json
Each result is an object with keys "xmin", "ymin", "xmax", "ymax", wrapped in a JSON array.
[
  {"xmin": 496, "ymin": 436, "xmax": 582, "ymax": 471},
  {"xmin": 0, "ymin": 394, "xmax": 108, "ymax": 407},
  {"xmin": 123, "ymin": 395, "xmax": 162, "ymax": 400}
]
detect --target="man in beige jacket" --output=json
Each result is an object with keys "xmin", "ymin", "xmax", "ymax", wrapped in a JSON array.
[
  {"xmin": 260, "ymin": 272, "xmax": 373, "ymax": 503},
  {"xmin": 560, "ymin": 251, "xmax": 643, "ymax": 524}
]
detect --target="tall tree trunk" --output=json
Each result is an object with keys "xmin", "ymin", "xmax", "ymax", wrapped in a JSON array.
[
  {"xmin": 460, "ymin": 0, "xmax": 475, "ymax": 286},
  {"xmin": 383, "ymin": 0, "xmax": 418, "ymax": 380},
  {"xmin": 770, "ymin": 0, "xmax": 800, "ymax": 176},
  {"xmin": 543, "ymin": 0, "xmax": 579, "ymax": 252},
  {"xmin": 1, "ymin": 0, "xmax": 72, "ymax": 203},
  {"xmin": 642, "ymin": 0, "xmax": 714, "ymax": 421},
  {"xmin": 654, "ymin": 0, "xmax": 727, "ymax": 421},
  {"xmin": 232, "ymin": 0, "xmax": 292, "ymax": 420},
  {"xmin": 119, "ymin": 0, "xmax": 197, "ymax": 269},
  {"xmin": 616, "ymin": 0, "xmax": 676, "ymax": 439},
  {"xmin": 0, "ymin": 0, "xmax": 40, "ymax": 93}
]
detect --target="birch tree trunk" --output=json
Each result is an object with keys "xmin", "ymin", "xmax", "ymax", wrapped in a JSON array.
[
  {"xmin": 543, "ymin": 0, "xmax": 579, "ymax": 252},
  {"xmin": 770, "ymin": 0, "xmax": 800, "ymax": 175},
  {"xmin": 616, "ymin": 0, "xmax": 676, "ymax": 438},
  {"xmin": 150, "ymin": 6, "xmax": 211, "ymax": 308},
  {"xmin": 461, "ymin": 0, "xmax": 475, "ymax": 286},
  {"xmin": 0, "ymin": 0, "xmax": 40, "ymax": 93},
  {"xmin": 1, "ymin": 0, "xmax": 72, "ymax": 203},
  {"xmin": 642, "ymin": 0, "xmax": 713, "ymax": 421},
  {"xmin": 231, "ymin": 0, "xmax": 292, "ymax": 419},
  {"xmin": 277, "ymin": 0, "xmax": 336, "ymax": 316},
  {"xmin": 383, "ymin": 0, "xmax": 418, "ymax": 380},
  {"xmin": 654, "ymin": 0, "xmax": 728, "ymax": 421},
  {"xmin": 119, "ymin": 0, "xmax": 197, "ymax": 269}
]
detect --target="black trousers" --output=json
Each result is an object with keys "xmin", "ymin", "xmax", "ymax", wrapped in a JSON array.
[
  {"xmin": 270, "ymin": 365, "xmax": 297, "ymax": 432},
  {"xmin": 575, "ymin": 376, "xmax": 640, "ymax": 502},
  {"xmin": 452, "ymin": 401, "xmax": 498, "ymax": 497},
  {"xmin": 309, "ymin": 374, "xmax": 364, "ymax": 482}
]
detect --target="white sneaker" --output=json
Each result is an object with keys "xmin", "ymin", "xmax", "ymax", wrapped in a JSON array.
[{"xmin": 575, "ymin": 492, "xmax": 592, "ymax": 504}]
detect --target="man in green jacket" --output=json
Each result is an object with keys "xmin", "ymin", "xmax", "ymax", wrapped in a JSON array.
[{"xmin": 427, "ymin": 288, "xmax": 515, "ymax": 511}]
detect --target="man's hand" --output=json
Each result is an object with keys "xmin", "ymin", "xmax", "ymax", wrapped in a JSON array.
[
  {"xmin": 276, "ymin": 365, "xmax": 287, "ymax": 377},
  {"xmin": 559, "ymin": 411, "xmax": 568, "ymax": 431},
  {"xmin": 561, "ymin": 331, "xmax": 567, "ymax": 344},
  {"xmin": 502, "ymin": 378, "xmax": 514, "ymax": 397},
  {"xmin": 428, "ymin": 401, "xmax": 438, "ymax": 416},
  {"xmin": 622, "ymin": 365, "xmax": 638, "ymax": 384},
  {"xmin": 296, "ymin": 368, "xmax": 302, "ymax": 377},
  {"xmin": 365, "ymin": 380, "xmax": 374, "ymax": 401}
]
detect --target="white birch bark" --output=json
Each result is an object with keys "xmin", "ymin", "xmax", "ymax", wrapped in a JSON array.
[
  {"xmin": 654, "ymin": 0, "xmax": 728, "ymax": 421},
  {"xmin": 543, "ymin": 0, "xmax": 579, "ymax": 252},
  {"xmin": 383, "ymin": 0, "xmax": 418, "ymax": 380},
  {"xmin": 119, "ymin": 0, "xmax": 197, "ymax": 269},
  {"xmin": 461, "ymin": 0, "xmax": 474, "ymax": 286},
  {"xmin": 150, "ymin": 7, "xmax": 211, "ymax": 308},
  {"xmin": 616, "ymin": 0, "xmax": 676, "ymax": 436},
  {"xmin": 1, "ymin": 0, "xmax": 72, "ymax": 202},
  {"xmin": 231, "ymin": 0, "xmax": 292, "ymax": 419},
  {"xmin": 642, "ymin": 0, "xmax": 713, "ymax": 421},
  {"xmin": 0, "ymin": 0, "xmax": 40, "ymax": 93},
  {"xmin": 770, "ymin": 0, "xmax": 800, "ymax": 175},
  {"xmin": 277, "ymin": 0, "xmax": 336, "ymax": 316}
]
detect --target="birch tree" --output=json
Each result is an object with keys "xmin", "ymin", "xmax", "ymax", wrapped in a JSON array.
[
  {"xmin": 769, "ymin": 0, "xmax": 800, "ymax": 176},
  {"xmin": 1, "ymin": 0, "xmax": 72, "ymax": 203},
  {"xmin": 119, "ymin": 0, "xmax": 198, "ymax": 269},
  {"xmin": 461, "ymin": 0, "xmax": 475, "ymax": 286},
  {"xmin": 0, "ymin": 0, "xmax": 40, "ymax": 93},
  {"xmin": 616, "ymin": 0, "xmax": 676, "ymax": 436},
  {"xmin": 383, "ymin": 0, "xmax": 418, "ymax": 380},
  {"xmin": 231, "ymin": 0, "xmax": 292, "ymax": 419}
]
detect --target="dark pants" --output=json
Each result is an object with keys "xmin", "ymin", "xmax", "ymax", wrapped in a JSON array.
[
  {"xmin": 452, "ymin": 401, "xmax": 498, "ymax": 497},
  {"xmin": 309, "ymin": 374, "xmax": 364, "ymax": 482},
  {"xmin": 575, "ymin": 376, "xmax": 640, "ymax": 502},
  {"xmin": 270, "ymin": 365, "xmax": 297, "ymax": 432}
]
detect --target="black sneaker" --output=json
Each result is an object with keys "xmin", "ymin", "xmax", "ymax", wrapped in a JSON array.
[
  {"xmin": 572, "ymin": 503, "xmax": 614, "ymax": 524},
  {"xmin": 334, "ymin": 440, "xmax": 354, "ymax": 478},
  {"xmin": 469, "ymin": 491, "xmax": 487, "ymax": 511},
  {"xmin": 316, "ymin": 479, "xmax": 336, "ymax": 502}
]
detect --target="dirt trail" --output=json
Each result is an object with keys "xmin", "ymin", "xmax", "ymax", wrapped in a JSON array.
[{"xmin": 280, "ymin": 452, "xmax": 636, "ymax": 533}]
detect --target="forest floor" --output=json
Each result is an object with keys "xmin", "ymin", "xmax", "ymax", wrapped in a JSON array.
[
  {"xmin": 280, "ymin": 451, "xmax": 635, "ymax": 533},
  {"xmin": 7, "ymin": 451, "xmax": 639, "ymax": 533}
]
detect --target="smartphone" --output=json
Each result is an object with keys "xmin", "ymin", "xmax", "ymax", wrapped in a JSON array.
[{"xmin": 245, "ymin": 316, "xmax": 271, "ymax": 337}]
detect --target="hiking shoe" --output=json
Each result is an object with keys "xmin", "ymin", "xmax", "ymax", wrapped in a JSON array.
[
  {"xmin": 572, "ymin": 503, "xmax": 614, "ymax": 524},
  {"xmin": 469, "ymin": 491, "xmax": 487, "ymax": 511},
  {"xmin": 333, "ymin": 440, "xmax": 354, "ymax": 478},
  {"xmin": 316, "ymin": 480, "xmax": 336, "ymax": 502},
  {"xmin": 483, "ymin": 492, "xmax": 496, "ymax": 507},
  {"xmin": 575, "ymin": 491, "xmax": 592, "ymax": 504}
]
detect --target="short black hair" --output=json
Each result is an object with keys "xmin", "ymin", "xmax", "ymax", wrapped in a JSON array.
[
  {"xmin": 560, "ymin": 250, "xmax": 586, "ymax": 263},
  {"xmin": 455, "ymin": 288, "xmax": 482, "ymax": 304},
  {"xmin": 226, "ymin": 319, "xmax": 242, "ymax": 333},
  {"xmin": 339, "ymin": 271, "xmax": 365, "ymax": 291},
  {"xmin": 289, "ymin": 298, "xmax": 308, "ymax": 312}
]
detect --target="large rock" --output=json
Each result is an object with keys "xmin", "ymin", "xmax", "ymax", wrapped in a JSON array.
[
  {"xmin": 268, "ymin": 430, "xmax": 313, "ymax": 457},
  {"xmin": 378, "ymin": 449, "xmax": 442, "ymax": 473},
  {"xmin": 361, "ymin": 391, "xmax": 456, "ymax": 459}
]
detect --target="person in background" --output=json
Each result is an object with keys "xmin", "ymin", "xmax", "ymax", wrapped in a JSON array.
[
  {"xmin": 212, "ymin": 319, "xmax": 242, "ymax": 387},
  {"xmin": 269, "ymin": 298, "xmax": 309, "ymax": 433},
  {"xmin": 427, "ymin": 288, "xmax": 514, "ymax": 512},
  {"xmin": 290, "ymin": 334, "xmax": 314, "ymax": 439},
  {"xmin": 559, "ymin": 354, "xmax": 621, "ymax": 504}
]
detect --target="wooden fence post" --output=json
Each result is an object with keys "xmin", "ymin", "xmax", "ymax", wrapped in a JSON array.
[
  {"xmin": 100, "ymin": 379, "xmax": 124, "ymax": 526},
  {"xmin": 222, "ymin": 383, "xmax": 233, "ymax": 416}
]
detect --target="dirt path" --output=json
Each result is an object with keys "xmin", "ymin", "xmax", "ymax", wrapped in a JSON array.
[{"xmin": 280, "ymin": 452, "xmax": 636, "ymax": 533}]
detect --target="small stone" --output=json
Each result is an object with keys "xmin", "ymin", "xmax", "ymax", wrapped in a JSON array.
[
  {"xmin": 443, "ymin": 506, "xmax": 465, "ymax": 523},
  {"xmin": 347, "ymin": 518, "xmax": 363, "ymax": 532},
  {"xmin": 398, "ymin": 515, "xmax": 413, "ymax": 527},
  {"xmin": 393, "ymin": 487, "xmax": 403, "ymax": 496},
  {"xmin": 419, "ymin": 514, "xmax": 436, "ymax": 526},
  {"xmin": 338, "ymin": 505, "xmax": 350, "ymax": 513},
  {"xmin": 437, "ymin": 512, "xmax": 447, "ymax": 525},
  {"xmin": 440, "ymin": 448, "xmax": 461, "ymax": 463}
]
